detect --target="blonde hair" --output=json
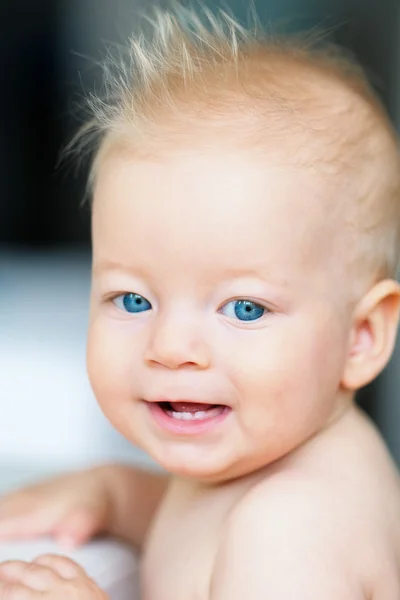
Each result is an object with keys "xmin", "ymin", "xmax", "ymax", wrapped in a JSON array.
[{"xmin": 70, "ymin": 2, "xmax": 400, "ymax": 281}]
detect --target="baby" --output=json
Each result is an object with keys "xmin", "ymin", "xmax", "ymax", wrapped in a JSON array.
[{"xmin": 1, "ymin": 5, "xmax": 400, "ymax": 599}]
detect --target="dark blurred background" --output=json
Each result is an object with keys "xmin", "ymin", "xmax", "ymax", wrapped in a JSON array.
[
  {"xmin": 1, "ymin": 0, "xmax": 399, "ymax": 246},
  {"xmin": 0, "ymin": 0, "xmax": 399, "ymax": 471}
]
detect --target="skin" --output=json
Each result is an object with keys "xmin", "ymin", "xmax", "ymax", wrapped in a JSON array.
[{"xmin": 0, "ymin": 554, "xmax": 107, "ymax": 600}]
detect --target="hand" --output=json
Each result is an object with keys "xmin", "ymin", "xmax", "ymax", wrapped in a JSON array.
[
  {"xmin": 0, "ymin": 467, "xmax": 113, "ymax": 549},
  {"xmin": 0, "ymin": 554, "xmax": 108, "ymax": 600}
]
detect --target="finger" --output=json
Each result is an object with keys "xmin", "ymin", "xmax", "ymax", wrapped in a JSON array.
[
  {"xmin": 0, "ymin": 509, "xmax": 57, "ymax": 541},
  {"xmin": 0, "ymin": 579, "xmax": 40, "ymax": 600},
  {"xmin": 0, "ymin": 560, "xmax": 30, "ymax": 582},
  {"xmin": 32, "ymin": 555, "xmax": 84, "ymax": 580},
  {"xmin": 0, "ymin": 495, "xmax": 25, "ymax": 517},
  {"xmin": 0, "ymin": 515, "xmax": 43, "ymax": 539},
  {"xmin": 0, "ymin": 561, "xmax": 59, "ymax": 592},
  {"xmin": 0, "ymin": 487, "xmax": 45, "ymax": 515},
  {"xmin": 0, "ymin": 497, "xmax": 40, "ymax": 523},
  {"xmin": 54, "ymin": 507, "xmax": 103, "ymax": 550}
]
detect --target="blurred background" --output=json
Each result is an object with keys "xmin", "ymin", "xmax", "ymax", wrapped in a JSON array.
[{"xmin": 1, "ymin": 0, "xmax": 400, "ymax": 484}]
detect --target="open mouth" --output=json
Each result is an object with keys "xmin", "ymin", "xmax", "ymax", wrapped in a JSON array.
[
  {"xmin": 146, "ymin": 399, "xmax": 230, "ymax": 434},
  {"xmin": 157, "ymin": 401, "xmax": 226, "ymax": 421}
]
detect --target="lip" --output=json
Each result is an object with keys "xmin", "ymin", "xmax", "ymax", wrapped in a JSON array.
[{"xmin": 145, "ymin": 400, "xmax": 231, "ymax": 436}]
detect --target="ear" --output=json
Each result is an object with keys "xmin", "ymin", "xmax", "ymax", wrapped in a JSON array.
[{"xmin": 341, "ymin": 279, "xmax": 400, "ymax": 390}]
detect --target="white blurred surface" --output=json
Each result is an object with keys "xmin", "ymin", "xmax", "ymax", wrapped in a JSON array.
[{"xmin": 0, "ymin": 249, "xmax": 157, "ymax": 471}]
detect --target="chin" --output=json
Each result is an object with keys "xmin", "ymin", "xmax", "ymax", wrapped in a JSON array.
[
  {"xmin": 146, "ymin": 443, "xmax": 237, "ymax": 483},
  {"xmin": 155, "ymin": 445, "xmax": 283, "ymax": 484}
]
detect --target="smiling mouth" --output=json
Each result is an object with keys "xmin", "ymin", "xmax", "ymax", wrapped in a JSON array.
[
  {"xmin": 157, "ymin": 401, "xmax": 226, "ymax": 421},
  {"xmin": 145, "ymin": 399, "xmax": 231, "ymax": 434}
]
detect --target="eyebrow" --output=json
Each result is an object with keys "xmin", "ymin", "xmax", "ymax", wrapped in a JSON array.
[
  {"xmin": 93, "ymin": 261, "xmax": 288, "ymax": 288},
  {"xmin": 223, "ymin": 270, "xmax": 289, "ymax": 288},
  {"xmin": 92, "ymin": 261, "xmax": 143, "ymax": 277}
]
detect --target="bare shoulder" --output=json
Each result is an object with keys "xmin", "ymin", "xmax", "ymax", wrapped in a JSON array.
[
  {"xmin": 211, "ymin": 477, "xmax": 365, "ymax": 600},
  {"xmin": 210, "ymin": 407, "xmax": 400, "ymax": 600}
]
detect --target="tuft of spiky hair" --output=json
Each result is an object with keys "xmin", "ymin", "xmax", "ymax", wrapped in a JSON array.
[
  {"xmin": 64, "ymin": 1, "xmax": 400, "ymax": 281},
  {"xmin": 65, "ymin": 2, "xmax": 371, "ymax": 184}
]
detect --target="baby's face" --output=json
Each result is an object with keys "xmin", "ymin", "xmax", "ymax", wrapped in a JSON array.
[{"xmin": 88, "ymin": 148, "xmax": 353, "ymax": 482}]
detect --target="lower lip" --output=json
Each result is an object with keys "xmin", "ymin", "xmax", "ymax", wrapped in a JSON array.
[{"xmin": 146, "ymin": 402, "xmax": 231, "ymax": 435}]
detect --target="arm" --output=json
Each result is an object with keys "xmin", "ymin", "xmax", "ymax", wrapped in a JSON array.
[
  {"xmin": 100, "ymin": 463, "xmax": 170, "ymax": 551},
  {"xmin": 210, "ymin": 488, "xmax": 364, "ymax": 600}
]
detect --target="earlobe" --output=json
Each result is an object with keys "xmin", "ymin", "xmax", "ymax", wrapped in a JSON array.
[{"xmin": 341, "ymin": 279, "xmax": 400, "ymax": 390}]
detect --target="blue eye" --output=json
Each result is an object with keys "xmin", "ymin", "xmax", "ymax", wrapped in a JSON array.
[
  {"xmin": 220, "ymin": 300, "xmax": 265, "ymax": 322},
  {"xmin": 113, "ymin": 293, "xmax": 152, "ymax": 313}
]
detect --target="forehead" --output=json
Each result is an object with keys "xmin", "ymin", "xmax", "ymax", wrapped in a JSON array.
[{"xmin": 92, "ymin": 150, "xmax": 336, "ymax": 278}]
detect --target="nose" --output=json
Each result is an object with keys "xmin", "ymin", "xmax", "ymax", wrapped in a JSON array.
[{"xmin": 144, "ymin": 312, "xmax": 210, "ymax": 370}]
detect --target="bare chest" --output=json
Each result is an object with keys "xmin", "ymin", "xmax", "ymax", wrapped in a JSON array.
[{"xmin": 140, "ymin": 480, "xmax": 241, "ymax": 600}]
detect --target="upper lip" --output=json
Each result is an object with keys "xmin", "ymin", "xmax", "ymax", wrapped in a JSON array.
[{"xmin": 144, "ymin": 397, "xmax": 227, "ymax": 406}]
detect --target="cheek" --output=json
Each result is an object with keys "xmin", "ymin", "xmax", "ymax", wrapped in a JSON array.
[
  {"xmin": 223, "ymin": 316, "xmax": 347, "ymax": 436},
  {"xmin": 86, "ymin": 315, "xmax": 142, "ymax": 412}
]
